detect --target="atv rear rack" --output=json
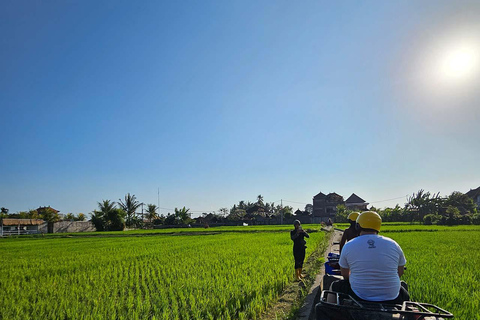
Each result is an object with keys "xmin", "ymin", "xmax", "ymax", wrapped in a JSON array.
[{"xmin": 316, "ymin": 290, "xmax": 454, "ymax": 320}]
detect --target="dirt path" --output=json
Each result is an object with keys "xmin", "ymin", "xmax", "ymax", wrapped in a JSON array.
[
  {"xmin": 259, "ymin": 227, "xmax": 344, "ymax": 320},
  {"xmin": 295, "ymin": 228, "xmax": 343, "ymax": 320}
]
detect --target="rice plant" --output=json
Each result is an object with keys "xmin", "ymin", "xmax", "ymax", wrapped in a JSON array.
[{"xmin": 0, "ymin": 228, "xmax": 324, "ymax": 319}]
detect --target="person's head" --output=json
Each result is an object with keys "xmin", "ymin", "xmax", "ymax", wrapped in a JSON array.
[
  {"xmin": 347, "ymin": 212, "xmax": 360, "ymax": 227},
  {"xmin": 356, "ymin": 211, "xmax": 381, "ymax": 234},
  {"xmin": 293, "ymin": 220, "xmax": 301, "ymax": 229}
]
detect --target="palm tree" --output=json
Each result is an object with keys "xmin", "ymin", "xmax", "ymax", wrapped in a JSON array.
[
  {"xmin": 257, "ymin": 195, "xmax": 264, "ymax": 205},
  {"xmin": 97, "ymin": 200, "xmax": 116, "ymax": 217},
  {"xmin": 145, "ymin": 204, "xmax": 159, "ymax": 223},
  {"xmin": 238, "ymin": 201, "xmax": 246, "ymax": 210},
  {"xmin": 406, "ymin": 189, "xmax": 441, "ymax": 222},
  {"xmin": 118, "ymin": 193, "xmax": 141, "ymax": 227},
  {"xmin": 91, "ymin": 200, "xmax": 122, "ymax": 231},
  {"xmin": 174, "ymin": 207, "xmax": 191, "ymax": 224}
]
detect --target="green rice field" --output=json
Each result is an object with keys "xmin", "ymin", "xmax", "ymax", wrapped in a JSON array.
[
  {"xmin": 1, "ymin": 224, "xmax": 479, "ymax": 319},
  {"xmin": 0, "ymin": 225, "xmax": 325, "ymax": 320},
  {"xmin": 389, "ymin": 229, "xmax": 480, "ymax": 320}
]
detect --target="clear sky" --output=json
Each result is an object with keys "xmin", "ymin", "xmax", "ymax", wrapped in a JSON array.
[{"xmin": 1, "ymin": 1, "xmax": 479, "ymax": 217}]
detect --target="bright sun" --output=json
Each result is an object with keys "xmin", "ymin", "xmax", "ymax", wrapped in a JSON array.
[
  {"xmin": 436, "ymin": 40, "xmax": 480, "ymax": 84},
  {"xmin": 410, "ymin": 25, "xmax": 480, "ymax": 106}
]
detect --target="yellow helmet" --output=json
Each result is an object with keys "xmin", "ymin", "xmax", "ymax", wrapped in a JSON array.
[
  {"xmin": 356, "ymin": 211, "xmax": 382, "ymax": 232},
  {"xmin": 347, "ymin": 212, "xmax": 360, "ymax": 222}
]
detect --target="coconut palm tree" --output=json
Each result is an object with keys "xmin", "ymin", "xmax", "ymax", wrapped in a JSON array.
[
  {"xmin": 174, "ymin": 207, "xmax": 191, "ymax": 224},
  {"xmin": 118, "ymin": 193, "xmax": 141, "ymax": 227},
  {"xmin": 145, "ymin": 204, "xmax": 159, "ymax": 223},
  {"xmin": 91, "ymin": 200, "xmax": 125, "ymax": 231},
  {"xmin": 257, "ymin": 195, "xmax": 264, "ymax": 205}
]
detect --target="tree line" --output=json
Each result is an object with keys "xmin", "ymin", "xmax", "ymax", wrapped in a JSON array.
[
  {"xmin": 336, "ymin": 189, "xmax": 479, "ymax": 225},
  {"xmin": 2, "ymin": 190, "xmax": 478, "ymax": 231},
  {"xmin": 90, "ymin": 194, "xmax": 294, "ymax": 231},
  {"xmin": 0, "ymin": 207, "xmax": 85, "ymax": 223}
]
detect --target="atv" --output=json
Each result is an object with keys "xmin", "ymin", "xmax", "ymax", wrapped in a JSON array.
[
  {"xmin": 315, "ymin": 290, "xmax": 453, "ymax": 320},
  {"xmin": 316, "ymin": 252, "xmax": 454, "ymax": 320}
]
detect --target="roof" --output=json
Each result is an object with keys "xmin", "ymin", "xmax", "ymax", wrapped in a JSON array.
[
  {"xmin": 295, "ymin": 209, "xmax": 311, "ymax": 216},
  {"xmin": 345, "ymin": 193, "xmax": 366, "ymax": 203},
  {"xmin": 466, "ymin": 186, "xmax": 480, "ymax": 199},
  {"xmin": 313, "ymin": 192, "xmax": 326, "ymax": 199},
  {"xmin": 1, "ymin": 219, "xmax": 45, "ymax": 226},
  {"xmin": 326, "ymin": 192, "xmax": 343, "ymax": 201}
]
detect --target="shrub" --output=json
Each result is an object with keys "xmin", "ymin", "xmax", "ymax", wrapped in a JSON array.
[
  {"xmin": 472, "ymin": 214, "xmax": 480, "ymax": 225},
  {"xmin": 423, "ymin": 214, "xmax": 442, "ymax": 225}
]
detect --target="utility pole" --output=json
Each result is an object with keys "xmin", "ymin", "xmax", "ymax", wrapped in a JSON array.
[
  {"xmin": 157, "ymin": 188, "xmax": 160, "ymax": 215},
  {"xmin": 280, "ymin": 199, "xmax": 283, "ymax": 225}
]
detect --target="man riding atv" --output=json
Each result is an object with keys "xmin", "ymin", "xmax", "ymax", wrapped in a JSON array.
[
  {"xmin": 330, "ymin": 211, "xmax": 410, "ymax": 304},
  {"xmin": 339, "ymin": 211, "xmax": 360, "ymax": 253}
]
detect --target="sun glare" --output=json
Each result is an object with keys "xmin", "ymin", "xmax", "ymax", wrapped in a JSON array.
[
  {"xmin": 410, "ymin": 29, "xmax": 480, "ymax": 107},
  {"xmin": 438, "ymin": 42, "xmax": 480, "ymax": 82}
]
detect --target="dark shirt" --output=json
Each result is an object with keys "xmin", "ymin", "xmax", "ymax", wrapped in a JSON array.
[
  {"xmin": 291, "ymin": 229, "xmax": 309, "ymax": 249},
  {"xmin": 340, "ymin": 225, "xmax": 360, "ymax": 252}
]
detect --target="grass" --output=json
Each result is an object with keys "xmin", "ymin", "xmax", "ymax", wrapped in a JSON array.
[
  {"xmin": 0, "ymin": 226, "xmax": 325, "ymax": 320},
  {"xmin": 0, "ymin": 224, "xmax": 324, "ymax": 239},
  {"xmin": 3, "ymin": 223, "xmax": 477, "ymax": 319},
  {"xmin": 388, "ymin": 229, "xmax": 480, "ymax": 320}
]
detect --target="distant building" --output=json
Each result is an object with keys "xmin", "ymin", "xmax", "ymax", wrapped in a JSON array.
[
  {"xmin": 294, "ymin": 209, "xmax": 308, "ymax": 216},
  {"xmin": 293, "ymin": 209, "xmax": 311, "ymax": 224},
  {"xmin": 466, "ymin": 186, "xmax": 480, "ymax": 209},
  {"xmin": 345, "ymin": 193, "xmax": 369, "ymax": 211},
  {"xmin": 311, "ymin": 191, "xmax": 368, "ymax": 223},
  {"xmin": 1, "ymin": 218, "xmax": 45, "ymax": 236},
  {"xmin": 312, "ymin": 192, "xmax": 344, "ymax": 223}
]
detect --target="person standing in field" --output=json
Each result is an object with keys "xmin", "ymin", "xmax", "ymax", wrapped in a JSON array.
[
  {"xmin": 339, "ymin": 212, "xmax": 360, "ymax": 253},
  {"xmin": 290, "ymin": 220, "xmax": 309, "ymax": 280},
  {"xmin": 331, "ymin": 211, "xmax": 409, "ymax": 303}
]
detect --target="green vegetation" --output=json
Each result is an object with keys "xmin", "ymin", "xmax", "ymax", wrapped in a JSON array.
[
  {"xmin": 388, "ymin": 228, "xmax": 480, "ymax": 320},
  {"xmin": 0, "ymin": 227, "xmax": 325, "ymax": 320},
  {"xmin": 118, "ymin": 193, "xmax": 142, "ymax": 227},
  {"xmin": 2, "ymin": 221, "xmax": 478, "ymax": 319},
  {"xmin": 2, "ymin": 206, "xmax": 62, "ymax": 222},
  {"xmin": 336, "ymin": 222, "xmax": 480, "ymax": 233},
  {"xmin": 336, "ymin": 189, "xmax": 479, "ymax": 225},
  {"xmin": 0, "ymin": 224, "xmax": 323, "ymax": 240}
]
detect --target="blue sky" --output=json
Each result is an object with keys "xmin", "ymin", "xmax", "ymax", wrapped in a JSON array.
[{"xmin": 1, "ymin": 1, "xmax": 479, "ymax": 216}]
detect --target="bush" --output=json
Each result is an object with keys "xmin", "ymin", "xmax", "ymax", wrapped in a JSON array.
[
  {"xmin": 472, "ymin": 214, "xmax": 480, "ymax": 225},
  {"xmin": 335, "ymin": 205, "xmax": 349, "ymax": 223},
  {"xmin": 91, "ymin": 212, "xmax": 105, "ymax": 231},
  {"xmin": 90, "ymin": 203, "xmax": 126, "ymax": 232},
  {"xmin": 104, "ymin": 208, "xmax": 126, "ymax": 231},
  {"xmin": 437, "ymin": 206, "xmax": 471, "ymax": 226},
  {"xmin": 423, "ymin": 214, "xmax": 442, "ymax": 225}
]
